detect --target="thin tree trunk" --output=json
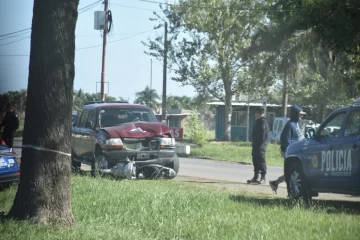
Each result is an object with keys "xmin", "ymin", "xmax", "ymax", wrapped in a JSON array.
[
  {"xmin": 352, "ymin": 77, "xmax": 357, "ymax": 99},
  {"xmin": 223, "ymin": 91, "xmax": 232, "ymax": 141},
  {"xmin": 8, "ymin": 0, "xmax": 79, "ymax": 225},
  {"xmin": 319, "ymin": 104, "xmax": 326, "ymax": 122},
  {"xmin": 282, "ymin": 74, "xmax": 288, "ymax": 117}
]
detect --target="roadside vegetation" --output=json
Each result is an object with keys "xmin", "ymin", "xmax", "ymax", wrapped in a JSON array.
[
  {"xmin": 188, "ymin": 142, "xmax": 283, "ymax": 166},
  {"xmin": 179, "ymin": 129, "xmax": 283, "ymax": 166},
  {"xmin": 1, "ymin": 176, "xmax": 359, "ymax": 240},
  {"xmin": 14, "ymin": 119, "xmax": 24, "ymax": 138}
]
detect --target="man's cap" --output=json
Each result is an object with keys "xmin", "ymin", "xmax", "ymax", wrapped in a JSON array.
[
  {"xmin": 299, "ymin": 110, "xmax": 306, "ymax": 115},
  {"xmin": 255, "ymin": 106, "xmax": 265, "ymax": 114}
]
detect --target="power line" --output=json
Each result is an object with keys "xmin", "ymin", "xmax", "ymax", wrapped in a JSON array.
[
  {"xmin": 0, "ymin": 1, "xmax": 102, "ymax": 40},
  {"xmin": 0, "ymin": 1, "xmax": 103, "ymax": 46},
  {"xmin": 111, "ymin": 3, "xmax": 158, "ymax": 12},
  {"xmin": 76, "ymin": 29, "xmax": 155, "ymax": 50},
  {"xmin": 78, "ymin": 0, "xmax": 102, "ymax": 13},
  {"xmin": 0, "ymin": 29, "xmax": 154, "ymax": 55},
  {"xmin": 0, "ymin": 37, "xmax": 30, "ymax": 47},
  {"xmin": 0, "ymin": 28, "xmax": 31, "ymax": 38},
  {"xmin": 0, "ymin": 31, "xmax": 31, "ymax": 40},
  {"xmin": 77, "ymin": 31, "xmax": 154, "ymax": 37},
  {"xmin": 0, "ymin": 54, "xmax": 29, "ymax": 57},
  {"xmin": 137, "ymin": 0, "xmax": 167, "ymax": 4}
]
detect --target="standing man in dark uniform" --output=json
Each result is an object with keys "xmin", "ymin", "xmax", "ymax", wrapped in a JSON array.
[
  {"xmin": 0, "ymin": 103, "xmax": 19, "ymax": 151},
  {"xmin": 247, "ymin": 106, "xmax": 269, "ymax": 184}
]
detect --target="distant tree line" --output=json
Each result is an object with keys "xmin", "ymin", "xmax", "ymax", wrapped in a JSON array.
[{"xmin": 143, "ymin": 0, "xmax": 360, "ymax": 140}]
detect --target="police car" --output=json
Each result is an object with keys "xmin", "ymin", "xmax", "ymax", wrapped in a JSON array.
[
  {"xmin": 284, "ymin": 99, "xmax": 360, "ymax": 201},
  {"xmin": 0, "ymin": 145, "xmax": 20, "ymax": 189}
]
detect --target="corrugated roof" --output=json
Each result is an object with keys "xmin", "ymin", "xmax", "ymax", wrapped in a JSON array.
[{"xmin": 207, "ymin": 101, "xmax": 291, "ymax": 107}]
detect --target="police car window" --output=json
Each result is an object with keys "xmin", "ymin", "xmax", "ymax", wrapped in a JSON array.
[
  {"xmin": 79, "ymin": 109, "xmax": 90, "ymax": 128},
  {"xmin": 319, "ymin": 112, "xmax": 346, "ymax": 138},
  {"xmin": 344, "ymin": 110, "xmax": 360, "ymax": 137}
]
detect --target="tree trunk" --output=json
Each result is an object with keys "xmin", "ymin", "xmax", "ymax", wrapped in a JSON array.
[
  {"xmin": 282, "ymin": 74, "xmax": 288, "ymax": 117},
  {"xmin": 223, "ymin": 92, "xmax": 232, "ymax": 141},
  {"xmin": 319, "ymin": 104, "xmax": 326, "ymax": 122},
  {"xmin": 7, "ymin": 0, "xmax": 79, "ymax": 225}
]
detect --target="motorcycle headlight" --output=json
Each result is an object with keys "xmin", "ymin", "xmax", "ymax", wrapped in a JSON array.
[
  {"xmin": 105, "ymin": 138, "xmax": 124, "ymax": 149},
  {"xmin": 159, "ymin": 138, "xmax": 175, "ymax": 149}
]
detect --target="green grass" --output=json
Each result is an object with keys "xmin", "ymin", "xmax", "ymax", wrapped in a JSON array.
[
  {"xmin": 14, "ymin": 119, "xmax": 24, "ymax": 138},
  {"xmin": 1, "ymin": 176, "xmax": 359, "ymax": 240},
  {"xmin": 188, "ymin": 142, "xmax": 284, "ymax": 166}
]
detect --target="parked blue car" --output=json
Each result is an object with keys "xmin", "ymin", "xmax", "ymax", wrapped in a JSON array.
[
  {"xmin": 284, "ymin": 99, "xmax": 360, "ymax": 201},
  {"xmin": 0, "ymin": 145, "xmax": 20, "ymax": 188}
]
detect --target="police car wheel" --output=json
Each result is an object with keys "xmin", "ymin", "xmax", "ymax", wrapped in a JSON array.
[{"xmin": 286, "ymin": 163, "xmax": 311, "ymax": 202}]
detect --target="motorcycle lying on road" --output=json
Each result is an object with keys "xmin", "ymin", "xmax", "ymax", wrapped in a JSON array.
[{"xmin": 73, "ymin": 155, "xmax": 177, "ymax": 180}]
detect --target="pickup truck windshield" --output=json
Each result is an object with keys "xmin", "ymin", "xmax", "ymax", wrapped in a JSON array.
[{"xmin": 99, "ymin": 108, "xmax": 157, "ymax": 127}]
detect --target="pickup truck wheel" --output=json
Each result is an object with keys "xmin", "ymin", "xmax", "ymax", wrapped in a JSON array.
[
  {"xmin": 72, "ymin": 161, "xmax": 81, "ymax": 173},
  {"xmin": 71, "ymin": 151, "xmax": 81, "ymax": 173},
  {"xmin": 91, "ymin": 155, "xmax": 107, "ymax": 178},
  {"xmin": 286, "ymin": 163, "xmax": 311, "ymax": 204},
  {"xmin": 165, "ymin": 154, "xmax": 179, "ymax": 179}
]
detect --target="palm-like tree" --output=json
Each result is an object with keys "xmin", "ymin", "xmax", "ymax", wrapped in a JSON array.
[{"xmin": 134, "ymin": 86, "xmax": 161, "ymax": 111}]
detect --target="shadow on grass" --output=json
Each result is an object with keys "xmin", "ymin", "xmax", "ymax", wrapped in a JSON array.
[{"xmin": 229, "ymin": 194, "xmax": 360, "ymax": 215}]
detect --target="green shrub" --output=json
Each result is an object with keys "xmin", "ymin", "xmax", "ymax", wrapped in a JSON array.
[{"xmin": 185, "ymin": 111, "xmax": 207, "ymax": 147}]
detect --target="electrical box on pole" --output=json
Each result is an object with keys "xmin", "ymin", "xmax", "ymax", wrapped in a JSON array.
[{"xmin": 94, "ymin": 11, "xmax": 106, "ymax": 30}]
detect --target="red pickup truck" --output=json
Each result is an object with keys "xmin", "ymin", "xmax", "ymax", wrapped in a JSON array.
[{"xmin": 71, "ymin": 101, "xmax": 179, "ymax": 179}]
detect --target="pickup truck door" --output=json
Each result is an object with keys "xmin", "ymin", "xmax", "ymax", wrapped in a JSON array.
[
  {"xmin": 82, "ymin": 109, "xmax": 97, "ymax": 162},
  {"xmin": 304, "ymin": 111, "xmax": 347, "ymax": 191},
  {"xmin": 73, "ymin": 109, "xmax": 90, "ymax": 159}
]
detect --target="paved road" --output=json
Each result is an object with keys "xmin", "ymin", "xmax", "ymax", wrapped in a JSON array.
[
  {"xmin": 12, "ymin": 139, "xmax": 283, "ymax": 185},
  {"xmin": 178, "ymin": 157, "xmax": 285, "ymax": 186},
  {"xmin": 11, "ymin": 139, "xmax": 360, "ymax": 201}
]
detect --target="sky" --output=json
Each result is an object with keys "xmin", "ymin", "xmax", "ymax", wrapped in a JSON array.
[{"xmin": 0, "ymin": 0, "xmax": 196, "ymax": 103}]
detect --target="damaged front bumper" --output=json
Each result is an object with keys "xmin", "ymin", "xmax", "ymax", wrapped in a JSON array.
[{"xmin": 102, "ymin": 148, "xmax": 176, "ymax": 166}]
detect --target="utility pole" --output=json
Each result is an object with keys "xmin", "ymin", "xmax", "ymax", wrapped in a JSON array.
[
  {"xmin": 161, "ymin": 22, "xmax": 168, "ymax": 121},
  {"xmin": 150, "ymin": 59, "xmax": 153, "ymax": 109},
  {"xmin": 100, "ymin": 0, "xmax": 108, "ymax": 101}
]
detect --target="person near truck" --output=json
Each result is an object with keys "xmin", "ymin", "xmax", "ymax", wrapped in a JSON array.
[
  {"xmin": 247, "ymin": 106, "xmax": 269, "ymax": 184},
  {"xmin": 269, "ymin": 105, "xmax": 306, "ymax": 193},
  {"xmin": 0, "ymin": 103, "xmax": 19, "ymax": 151}
]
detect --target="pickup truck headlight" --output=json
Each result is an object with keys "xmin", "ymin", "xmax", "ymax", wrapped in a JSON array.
[
  {"xmin": 159, "ymin": 138, "xmax": 175, "ymax": 149},
  {"xmin": 105, "ymin": 138, "xmax": 124, "ymax": 149}
]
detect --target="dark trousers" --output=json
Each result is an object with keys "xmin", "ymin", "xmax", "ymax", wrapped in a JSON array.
[
  {"xmin": 1, "ymin": 130, "xmax": 15, "ymax": 148},
  {"xmin": 252, "ymin": 150, "xmax": 267, "ymax": 177}
]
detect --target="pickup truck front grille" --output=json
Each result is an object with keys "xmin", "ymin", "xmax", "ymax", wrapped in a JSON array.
[{"xmin": 123, "ymin": 138, "xmax": 159, "ymax": 151}]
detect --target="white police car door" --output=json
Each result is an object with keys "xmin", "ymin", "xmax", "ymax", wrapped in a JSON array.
[{"xmin": 312, "ymin": 111, "xmax": 348, "ymax": 191}]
